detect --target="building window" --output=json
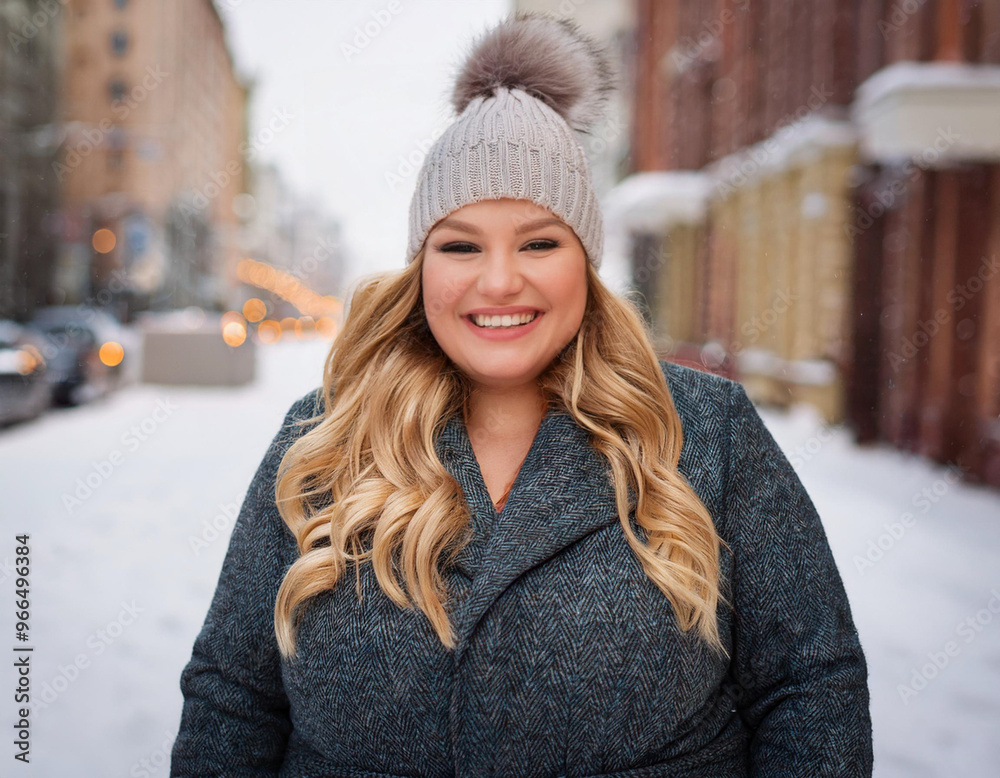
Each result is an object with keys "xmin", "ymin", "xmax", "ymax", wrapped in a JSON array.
[
  {"xmin": 108, "ymin": 126, "xmax": 126, "ymax": 148},
  {"xmin": 110, "ymin": 30, "xmax": 128, "ymax": 57},
  {"xmin": 109, "ymin": 79, "xmax": 127, "ymax": 102},
  {"xmin": 107, "ymin": 126, "xmax": 126, "ymax": 171}
]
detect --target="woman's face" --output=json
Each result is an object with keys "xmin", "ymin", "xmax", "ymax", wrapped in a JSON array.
[{"xmin": 421, "ymin": 198, "xmax": 588, "ymax": 390}]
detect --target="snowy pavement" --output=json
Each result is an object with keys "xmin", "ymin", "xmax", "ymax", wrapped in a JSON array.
[
  {"xmin": 1, "ymin": 339, "xmax": 997, "ymax": 776},
  {"xmin": 761, "ymin": 401, "xmax": 1000, "ymax": 776}
]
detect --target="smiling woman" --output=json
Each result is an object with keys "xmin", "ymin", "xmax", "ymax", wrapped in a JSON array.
[
  {"xmin": 423, "ymin": 198, "xmax": 588, "ymax": 403},
  {"xmin": 171, "ymin": 11, "xmax": 873, "ymax": 778}
]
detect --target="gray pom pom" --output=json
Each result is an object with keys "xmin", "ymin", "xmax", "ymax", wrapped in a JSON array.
[{"xmin": 450, "ymin": 11, "xmax": 615, "ymax": 133}]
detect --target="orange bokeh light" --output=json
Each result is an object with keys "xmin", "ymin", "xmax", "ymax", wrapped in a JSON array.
[
  {"xmin": 257, "ymin": 319, "xmax": 282, "ymax": 344},
  {"xmin": 242, "ymin": 298, "xmax": 267, "ymax": 322},
  {"xmin": 99, "ymin": 341, "xmax": 124, "ymax": 366},
  {"xmin": 220, "ymin": 310, "xmax": 246, "ymax": 331},
  {"xmin": 222, "ymin": 321, "xmax": 247, "ymax": 347},
  {"xmin": 315, "ymin": 317, "xmax": 338, "ymax": 339},
  {"xmin": 92, "ymin": 229, "xmax": 117, "ymax": 254}
]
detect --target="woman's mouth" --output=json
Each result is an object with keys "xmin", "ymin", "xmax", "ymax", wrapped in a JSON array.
[
  {"xmin": 463, "ymin": 310, "xmax": 544, "ymax": 340},
  {"xmin": 468, "ymin": 311, "xmax": 539, "ymax": 329}
]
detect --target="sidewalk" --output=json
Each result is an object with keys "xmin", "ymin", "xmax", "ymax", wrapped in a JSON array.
[
  {"xmin": 1, "ymin": 341, "xmax": 996, "ymax": 775},
  {"xmin": 756, "ymin": 400, "xmax": 1000, "ymax": 777}
]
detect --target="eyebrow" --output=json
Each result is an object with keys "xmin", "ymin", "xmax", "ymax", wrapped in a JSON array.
[{"xmin": 432, "ymin": 216, "xmax": 570, "ymax": 236}]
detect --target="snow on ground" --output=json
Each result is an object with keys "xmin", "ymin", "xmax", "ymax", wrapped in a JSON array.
[
  {"xmin": 760, "ymin": 400, "xmax": 1000, "ymax": 777},
  {"xmin": 0, "ymin": 342, "xmax": 997, "ymax": 776},
  {"xmin": 1, "ymin": 338, "xmax": 330, "ymax": 777}
]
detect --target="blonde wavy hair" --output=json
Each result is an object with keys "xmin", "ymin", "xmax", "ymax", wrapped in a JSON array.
[{"xmin": 273, "ymin": 248, "xmax": 731, "ymax": 660}]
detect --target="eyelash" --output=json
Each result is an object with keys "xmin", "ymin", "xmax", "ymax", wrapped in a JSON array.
[{"xmin": 436, "ymin": 239, "xmax": 561, "ymax": 253}]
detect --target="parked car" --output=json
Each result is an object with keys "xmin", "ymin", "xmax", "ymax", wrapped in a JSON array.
[
  {"xmin": 27, "ymin": 306, "xmax": 128, "ymax": 406},
  {"xmin": 0, "ymin": 320, "xmax": 51, "ymax": 426}
]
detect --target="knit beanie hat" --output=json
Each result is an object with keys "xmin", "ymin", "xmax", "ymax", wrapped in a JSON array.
[{"xmin": 405, "ymin": 12, "xmax": 615, "ymax": 269}]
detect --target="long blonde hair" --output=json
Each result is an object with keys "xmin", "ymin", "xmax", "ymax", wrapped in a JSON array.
[{"xmin": 273, "ymin": 249, "xmax": 730, "ymax": 659}]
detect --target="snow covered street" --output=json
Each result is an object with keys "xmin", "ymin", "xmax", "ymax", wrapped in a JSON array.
[{"xmin": 1, "ymin": 340, "xmax": 997, "ymax": 776}]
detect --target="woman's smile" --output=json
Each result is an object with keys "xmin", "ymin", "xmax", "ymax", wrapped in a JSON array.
[
  {"xmin": 421, "ymin": 197, "xmax": 587, "ymax": 387},
  {"xmin": 463, "ymin": 310, "xmax": 545, "ymax": 340}
]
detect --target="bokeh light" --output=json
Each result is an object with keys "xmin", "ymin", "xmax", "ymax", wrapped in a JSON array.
[
  {"xmin": 92, "ymin": 228, "xmax": 117, "ymax": 253},
  {"xmin": 242, "ymin": 298, "xmax": 267, "ymax": 322},
  {"xmin": 99, "ymin": 341, "xmax": 124, "ymax": 367},
  {"xmin": 315, "ymin": 316, "xmax": 339, "ymax": 340},
  {"xmin": 220, "ymin": 310, "xmax": 246, "ymax": 331},
  {"xmin": 256, "ymin": 319, "xmax": 282, "ymax": 344},
  {"xmin": 222, "ymin": 320, "xmax": 247, "ymax": 347}
]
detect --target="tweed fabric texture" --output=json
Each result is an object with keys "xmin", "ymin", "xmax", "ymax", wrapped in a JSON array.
[
  {"xmin": 405, "ymin": 86, "xmax": 604, "ymax": 269},
  {"xmin": 170, "ymin": 360, "xmax": 873, "ymax": 776}
]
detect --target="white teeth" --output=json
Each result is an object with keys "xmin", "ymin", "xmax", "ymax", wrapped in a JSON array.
[{"xmin": 472, "ymin": 312, "xmax": 538, "ymax": 328}]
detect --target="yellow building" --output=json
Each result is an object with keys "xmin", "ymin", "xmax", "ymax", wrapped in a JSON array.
[
  {"xmin": 57, "ymin": 0, "xmax": 248, "ymax": 313},
  {"xmin": 700, "ymin": 118, "xmax": 858, "ymax": 420}
]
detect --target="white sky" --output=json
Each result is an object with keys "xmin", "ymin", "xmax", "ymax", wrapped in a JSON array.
[{"xmin": 220, "ymin": 0, "xmax": 512, "ymax": 289}]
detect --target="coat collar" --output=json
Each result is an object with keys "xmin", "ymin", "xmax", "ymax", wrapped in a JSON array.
[{"xmin": 434, "ymin": 405, "xmax": 624, "ymax": 661}]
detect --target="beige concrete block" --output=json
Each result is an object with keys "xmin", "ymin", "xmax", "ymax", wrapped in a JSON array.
[{"xmin": 139, "ymin": 321, "xmax": 255, "ymax": 387}]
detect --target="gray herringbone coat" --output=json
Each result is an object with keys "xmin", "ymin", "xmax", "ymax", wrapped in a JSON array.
[{"xmin": 171, "ymin": 360, "xmax": 873, "ymax": 777}]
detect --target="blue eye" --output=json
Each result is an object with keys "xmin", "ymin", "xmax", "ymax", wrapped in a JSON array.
[{"xmin": 525, "ymin": 239, "xmax": 560, "ymax": 251}]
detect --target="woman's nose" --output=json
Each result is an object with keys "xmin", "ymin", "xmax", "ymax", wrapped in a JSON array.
[{"xmin": 477, "ymin": 249, "xmax": 524, "ymax": 294}]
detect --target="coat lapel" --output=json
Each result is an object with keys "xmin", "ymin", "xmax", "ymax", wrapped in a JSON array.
[{"xmin": 435, "ymin": 405, "xmax": 624, "ymax": 661}]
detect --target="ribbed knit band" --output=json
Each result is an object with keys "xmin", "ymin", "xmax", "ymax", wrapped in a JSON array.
[{"xmin": 406, "ymin": 87, "xmax": 603, "ymax": 269}]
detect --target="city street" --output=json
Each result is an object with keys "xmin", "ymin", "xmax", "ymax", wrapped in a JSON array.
[
  {"xmin": 2, "ymin": 0, "xmax": 998, "ymax": 775},
  {"xmin": 0, "ymin": 339, "xmax": 997, "ymax": 776}
]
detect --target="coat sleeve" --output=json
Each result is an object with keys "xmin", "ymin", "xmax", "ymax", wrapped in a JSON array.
[
  {"xmin": 724, "ymin": 381, "xmax": 873, "ymax": 777},
  {"xmin": 170, "ymin": 389, "xmax": 321, "ymax": 777}
]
